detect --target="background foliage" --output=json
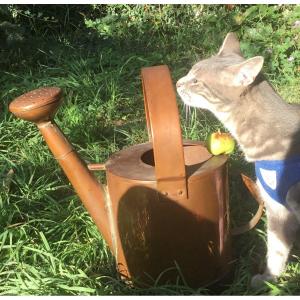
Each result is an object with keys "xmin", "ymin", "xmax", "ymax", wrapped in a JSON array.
[{"xmin": 1, "ymin": 4, "xmax": 300, "ymax": 295}]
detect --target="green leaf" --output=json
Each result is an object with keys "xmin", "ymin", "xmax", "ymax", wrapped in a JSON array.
[{"xmin": 57, "ymin": 285, "xmax": 96, "ymax": 293}]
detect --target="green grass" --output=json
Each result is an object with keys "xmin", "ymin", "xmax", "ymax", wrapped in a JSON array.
[{"xmin": 1, "ymin": 4, "xmax": 300, "ymax": 295}]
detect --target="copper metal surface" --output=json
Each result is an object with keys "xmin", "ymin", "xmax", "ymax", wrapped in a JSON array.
[
  {"xmin": 105, "ymin": 141, "xmax": 230, "ymax": 286},
  {"xmin": 9, "ymin": 87, "xmax": 62, "ymax": 123},
  {"xmin": 9, "ymin": 87, "xmax": 113, "ymax": 251},
  {"xmin": 141, "ymin": 66, "xmax": 187, "ymax": 200},
  {"xmin": 231, "ymin": 174, "xmax": 264, "ymax": 236},
  {"xmin": 9, "ymin": 65, "xmax": 262, "ymax": 288}
]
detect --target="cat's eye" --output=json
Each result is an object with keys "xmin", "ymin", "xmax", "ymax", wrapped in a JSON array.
[{"xmin": 192, "ymin": 79, "xmax": 198, "ymax": 84}]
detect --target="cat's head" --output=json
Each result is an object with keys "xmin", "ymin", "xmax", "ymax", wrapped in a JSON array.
[{"xmin": 176, "ymin": 32, "xmax": 264, "ymax": 109}]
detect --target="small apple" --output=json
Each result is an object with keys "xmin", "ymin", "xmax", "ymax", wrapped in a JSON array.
[{"xmin": 207, "ymin": 131, "xmax": 235, "ymax": 155}]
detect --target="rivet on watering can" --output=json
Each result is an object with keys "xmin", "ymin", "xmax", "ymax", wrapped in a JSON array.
[
  {"xmin": 163, "ymin": 191, "xmax": 168, "ymax": 196},
  {"xmin": 178, "ymin": 190, "xmax": 183, "ymax": 196}
]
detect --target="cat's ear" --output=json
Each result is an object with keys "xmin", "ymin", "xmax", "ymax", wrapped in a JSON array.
[
  {"xmin": 226, "ymin": 56, "xmax": 264, "ymax": 87},
  {"xmin": 218, "ymin": 32, "xmax": 242, "ymax": 56}
]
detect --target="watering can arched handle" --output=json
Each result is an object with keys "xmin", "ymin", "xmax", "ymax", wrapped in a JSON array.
[{"xmin": 141, "ymin": 65, "xmax": 187, "ymax": 200}]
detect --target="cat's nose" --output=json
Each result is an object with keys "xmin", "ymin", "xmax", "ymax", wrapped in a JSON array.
[{"xmin": 176, "ymin": 81, "xmax": 182, "ymax": 88}]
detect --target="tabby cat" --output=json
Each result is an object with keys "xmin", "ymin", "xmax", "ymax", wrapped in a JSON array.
[{"xmin": 176, "ymin": 32, "xmax": 300, "ymax": 288}]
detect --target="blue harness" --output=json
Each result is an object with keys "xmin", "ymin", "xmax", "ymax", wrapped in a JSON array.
[{"xmin": 255, "ymin": 156, "xmax": 300, "ymax": 206}]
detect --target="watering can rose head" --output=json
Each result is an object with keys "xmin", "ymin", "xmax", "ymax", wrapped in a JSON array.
[{"xmin": 207, "ymin": 131, "xmax": 235, "ymax": 155}]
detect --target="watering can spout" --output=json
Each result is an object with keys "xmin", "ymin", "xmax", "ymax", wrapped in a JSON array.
[{"xmin": 9, "ymin": 87, "xmax": 113, "ymax": 250}]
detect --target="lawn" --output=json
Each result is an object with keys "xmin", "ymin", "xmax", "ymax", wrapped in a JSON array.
[{"xmin": 1, "ymin": 4, "xmax": 300, "ymax": 295}]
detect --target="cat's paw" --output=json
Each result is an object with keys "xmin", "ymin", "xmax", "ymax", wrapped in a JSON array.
[{"xmin": 250, "ymin": 273, "xmax": 276, "ymax": 289}]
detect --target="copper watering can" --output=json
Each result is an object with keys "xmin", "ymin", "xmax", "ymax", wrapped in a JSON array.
[{"xmin": 9, "ymin": 65, "xmax": 264, "ymax": 288}]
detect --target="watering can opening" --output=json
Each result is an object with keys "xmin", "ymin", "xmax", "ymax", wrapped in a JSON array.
[{"xmin": 141, "ymin": 143, "xmax": 212, "ymax": 168}]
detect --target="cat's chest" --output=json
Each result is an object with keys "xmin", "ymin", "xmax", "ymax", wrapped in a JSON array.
[
  {"xmin": 213, "ymin": 109, "xmax": 246, "ymax": 144},
  {"xmin": 212, "ymin": 109, "xmax": 277, "ymax": 161}
]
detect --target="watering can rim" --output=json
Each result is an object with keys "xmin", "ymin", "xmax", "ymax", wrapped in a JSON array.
[{"xmin": 105, "ymin": 140, "xmax": 228, "ymax": 182}]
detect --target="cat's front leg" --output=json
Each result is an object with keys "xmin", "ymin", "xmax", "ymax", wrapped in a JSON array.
[
  {"xmin": 286, "ymin": 182, "xmax": 300, "ymax": 224},
  {"xmin": 251, "ymin": 228, "xmax": 290, "ymax": 288},
  {"xmin": 251, "ymin": 203, "xmax": 298, "ymax": 289}
]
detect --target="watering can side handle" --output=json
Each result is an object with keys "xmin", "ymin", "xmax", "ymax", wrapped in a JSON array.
[
  {"xmin": 141, "ymin": 65, "xmax": 187, "ymax": 199},
  {"xmin": 231, "ymin": 173, "xmax": 265, "ymax": 236}
]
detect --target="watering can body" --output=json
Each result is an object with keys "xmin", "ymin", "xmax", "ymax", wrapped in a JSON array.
[
  {"xmin": 105, "ymin": 141, "xmax": 231, "ymax": 287},
  {"xmin": 103, "ymin": 66, "xmax": 232, "ymax": 286},
  {"xmin": 10, "ymin": 65, "xmax": 263, "ymax": 288}
]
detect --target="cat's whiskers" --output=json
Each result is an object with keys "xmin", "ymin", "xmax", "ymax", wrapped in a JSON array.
[{"xmin": 184, "ymin": 103, "xmax": 191, "ymax": 123}]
